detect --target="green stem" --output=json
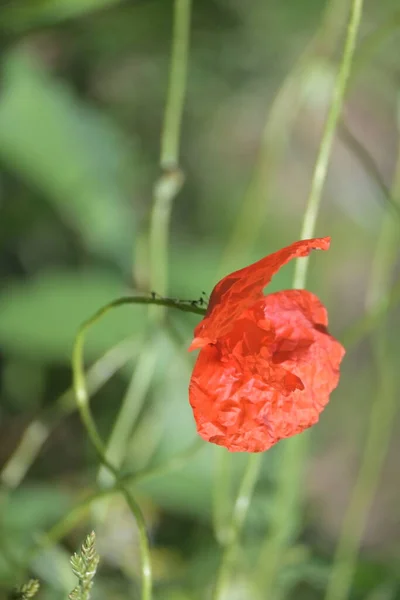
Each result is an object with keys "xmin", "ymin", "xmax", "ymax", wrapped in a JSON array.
[
  {"xmin": 149, "ymin": 0, "xmax": 191, "ymax": 311},
  {"xmin": 293, "ymin": 0, "xmax": 365, "ymax": 288},
  {"xmin": 324, "ymin": 144, "xmax": 400, "ymax": 600},
  {"xmin": 256, "ymin": 0, "xmax": 364, "ymax": 596},
  {"xmin": 218, "ymin": 0, "xmax": 350, "ymax": 276},
  {"xmin": 97, "ymin": 339, "xmax": 159, "ymax": 491},
  {"xmin": 338, "ymin": 118, "xmax": 400, "ymax": 220},
  {"xmin": 117, "ymin": 483, "xmax": 153, "ymax": 598},
  {"xmin": 72, "ymin": 295, "xmax": 204, "ymax": 600},
  {"xmin": 121, "ymin": 438, "xmax": 204, "ymax": 485},
  {"xmin": 160, "ymin": 0, "xmax": 191, "ymax": 168}
]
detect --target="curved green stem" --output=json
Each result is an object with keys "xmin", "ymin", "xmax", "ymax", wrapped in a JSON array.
[{"xmin": 72, "ymin": 295, "xmax": 204, "ymax": 600}]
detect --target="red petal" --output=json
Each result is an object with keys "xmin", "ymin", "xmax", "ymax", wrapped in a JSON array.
[
  {"xmin": 192, "ymin": 237, "xmax": 330, "ymax": 347},
  {"xmin": 189, "ymin": 289, "xmax": 344, "ymax": 452}
]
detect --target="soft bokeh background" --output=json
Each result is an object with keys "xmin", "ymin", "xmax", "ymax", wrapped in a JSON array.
[{"xmin": 0, "ymin": 0, "xmax": 399, "ymax": 599}]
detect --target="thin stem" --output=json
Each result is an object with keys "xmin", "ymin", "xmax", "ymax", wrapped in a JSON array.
[
  {"xmin": 338, "ymin": 118, "xmax": 400, "ymax": 220},
  {"xmin": 71, "ymin": 294, "xmax": 203, "ymax": 600},
  {"xmin": 97, "ymin": 339, "xmax": 159, "ymax": 491},
  {"xmin": 73, "ymin": 321, "xmax": 125, "ymax": 475},
  {"xmin": 121, "ymin": 438, "xmax": 204, "ymax": 485},
  {"xmin": 218, "ymin": 0, "xmax": 350, "ymax": 276},
  {"xmin": 257, "ymin": 0, "xmax": 365, "ymax": 595},
  {"xmin": 75, "ymin": 295, "xmax": 206, "ymax": 324},
  {"xmin": 324, "ymin": 143, "xmax": 400, "ymax": 600},
  {"xmin": 160, "ymin": 0, "xmax": 191, "ymax": 169},
  {"xmin": 149, "ymin": 0, "xmax": 191, "ymax": 311},
  {"xmin": 149, "ymin": 169, "xmax": 184, "ymax": 310},
  {"xmin": 116, "ymin": 484, "xmax": 153, "ymax": 598},
  {"xmin": 293, "ymin": 0, "xmax": 364, "ymax": 288}
]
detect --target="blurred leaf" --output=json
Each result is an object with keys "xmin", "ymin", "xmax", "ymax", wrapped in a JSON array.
[
  {"xmin": 32, "ymin": 545, "xmax": 76, "ymax": 594},
  {"xmin": 1, "ymin": 486, "xmax": 72, "ymax": 532},
  {"xmin": 0, "ymin": 270, "xmax": 146, "ymax": 362},
  {"xmin": 0, "ymin": 0, "xmax": 122, "ymax": 29},
  {"xmin": 0, "ymin": 49, "xmax": 136, "ymax": 266}
]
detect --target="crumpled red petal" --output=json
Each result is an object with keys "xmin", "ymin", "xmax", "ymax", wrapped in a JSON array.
[
  {"xmin": 190, "ymin": 237, "xmax": 330, "ymax": 349},
  {"xmin": 189, "ymin": 289, "xmax": 344, "ymax": 452}
]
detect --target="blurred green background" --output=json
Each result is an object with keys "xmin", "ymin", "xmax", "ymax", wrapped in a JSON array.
[{"xmin": 0, "ymin": 0, "xmax": 399, "ymax": 599}]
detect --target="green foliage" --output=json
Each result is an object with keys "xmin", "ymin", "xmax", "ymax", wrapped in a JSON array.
[
  {"xmin": 1, "ymin": 487, "xmax": 72, "ymax": 533},
  {"xmin": 0, "ymin": 49, "xmax": 136, "ymax": 267}
]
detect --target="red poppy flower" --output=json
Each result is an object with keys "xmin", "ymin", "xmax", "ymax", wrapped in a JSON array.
[{"xmin": 188, "ymin": 237, "xmax": 345, "ymax": 453}]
